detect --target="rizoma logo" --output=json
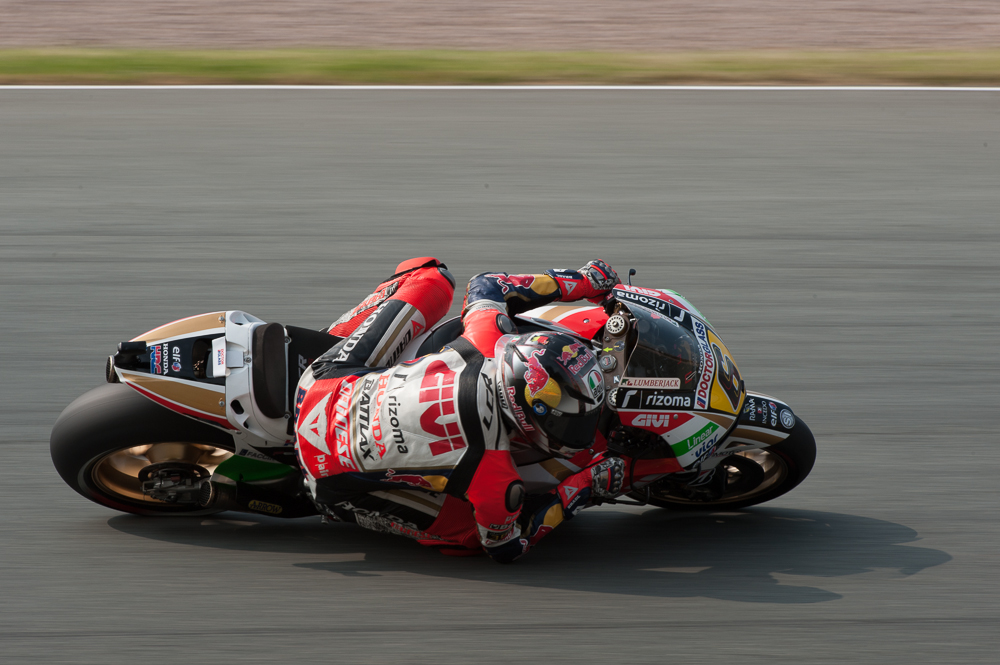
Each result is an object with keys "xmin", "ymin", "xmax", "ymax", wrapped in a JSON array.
[
  {"xmin": 617, "ymin": 290, "xmax": 669, "ymax": 313},
  {"xmin": 644, "ymin": 393, "xmax": 692, "ymax": 408}
]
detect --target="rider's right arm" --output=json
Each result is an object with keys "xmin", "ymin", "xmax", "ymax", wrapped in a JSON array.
[
  {"xmin": 464, "ymin": 449, "xmax": 532, "ymax": 563},
  {"xmin": 517, "ymin": 456, "xmax": 626, "ymax": 550}
]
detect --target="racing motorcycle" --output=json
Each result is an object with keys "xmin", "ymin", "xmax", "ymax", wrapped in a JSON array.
[{"xmin": 50, "ymin": 278, "xmax": 816, "ymax": 520}]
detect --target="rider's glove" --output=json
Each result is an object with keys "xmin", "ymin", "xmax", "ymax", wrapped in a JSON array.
[
  {"xmin": 589, "ymin": 456, "xmax": 626, "ymax": 502},
  {"xmin": 578, "ymin": 259, "xmax": 620, "ymax": 295},
  {"xmin": 546, "ymin": 260, "xmax": 620, "ymax": 303},
  {"xmin": 557, "ymin": 457, "xmax": 627, "ymax": 518},
  {"xmin": 484, "ymin": 536, "xmax": 530, "ymax": 564}
]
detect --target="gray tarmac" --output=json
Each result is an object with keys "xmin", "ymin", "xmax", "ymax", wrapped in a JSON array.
[{"xmin": 1, "ymin": 90, "xmax": 998, "ymax": 663}]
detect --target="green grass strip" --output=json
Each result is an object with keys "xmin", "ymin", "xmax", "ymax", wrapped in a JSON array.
[{"xmin": 2, "ymin": 49, "xmax": 1000, "ymax": 85}]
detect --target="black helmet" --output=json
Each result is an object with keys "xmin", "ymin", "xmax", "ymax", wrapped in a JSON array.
[{"xmin": 498, "ymin": 332, "xmax": 604, "ymax": 458}]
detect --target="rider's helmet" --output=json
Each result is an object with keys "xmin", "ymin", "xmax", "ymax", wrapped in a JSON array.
[{"xmin": 498, "ymin": 332, "xmax": 605, "ymax": 458}]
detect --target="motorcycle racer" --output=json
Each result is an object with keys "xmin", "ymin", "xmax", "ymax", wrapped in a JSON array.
[{"xmin": 294, "ymin": 257, "xmax": 623, "ymax": 562}]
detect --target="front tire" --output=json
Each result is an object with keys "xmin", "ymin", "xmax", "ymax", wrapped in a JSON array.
[
  {"xmin": 50, "ymin": 384, "xmax": 236, "ymax": 515},
  {"xmin": 637, "ymin": 416, "xmax": 817, "ymax": 511}
]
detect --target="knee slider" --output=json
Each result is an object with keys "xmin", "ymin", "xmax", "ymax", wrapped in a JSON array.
[{"xmin": 505, "ymin": 481, "xmax": 525, "ymax": 513}]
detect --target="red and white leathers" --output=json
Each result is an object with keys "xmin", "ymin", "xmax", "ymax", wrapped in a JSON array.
[{"xmin": 294, "ymin": 258, "xmax": 621, "ymax": 562}]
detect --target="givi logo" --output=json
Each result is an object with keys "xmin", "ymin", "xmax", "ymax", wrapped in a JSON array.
[
  {"xmin": 623, "ymin": 411, "xmax": 692, "ymax": 434},
  {"xmin": 418, "ymin": 360, "xmax": 466, "ymax": 456}
]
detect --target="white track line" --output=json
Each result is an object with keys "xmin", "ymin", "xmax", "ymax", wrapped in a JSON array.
[{"xmin": 1, "ymin": 85, "xmax": 999, "ymax": 91}]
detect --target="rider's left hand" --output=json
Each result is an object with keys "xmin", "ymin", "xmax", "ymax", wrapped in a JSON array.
[{"xmin": 577, "ymin": 259, "xmax": 621, "ymax": 302}]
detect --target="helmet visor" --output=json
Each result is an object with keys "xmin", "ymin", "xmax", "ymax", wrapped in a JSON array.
[
  {"xmin": 625, "ymin": 306, "xmax": 701, "ymax": 389},
  {"xmin": 540, "ymin": 407, "xmax": 602, "ymax": 449}
]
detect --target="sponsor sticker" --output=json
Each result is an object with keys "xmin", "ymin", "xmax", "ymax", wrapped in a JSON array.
[
  {"xmin": 693, "ymin": 320, "xmax": 715, "ymax": 410},
  {"xmin": 617, "ymin": 285, "xmax": 662, "ymax": 297},
  {"xmin": 247, "ymin": 499, "xmax": 282, "ymax": 515},
  {"xmin": 559, "ymin": 342, "xmax": 586, "ymax": 365},
  {"xmin": 621, "ymin": 377, "xmax": 680, "ymax": 389},
  {"xmin": 524, "ymin": 351, "xmax": 549, "ymax": 396},
  {"xmin": 149, "ymin": 343, "xmax": 165, "ymax": 375},
  {"xmin": 298, "ymin": 394, "xmax": 332, "ymax": 453},
  {"xmin": 383, "ymin": 469, "xmax": 435, "ymax": 490},
  {"xmin": 643, "ymin": 391, "xmax": 693, "ymax": 408},
  {"xmin": 507, "ymin": 386, "xmax": 534, "ymax": 432},
  {"xmin": 586, "ymin": 369, "xmax": 605, "ymax": 404},
  {"xmin": 780, "ymin": 409, "xmax": 795, "ymax": 429},
  {"xmin": 673, "ymin": 422, "xmax": 721, "ymax": 456},
  {"xmin": 614, "ymin": 288, "xmax": 690, "ymax": 326}
]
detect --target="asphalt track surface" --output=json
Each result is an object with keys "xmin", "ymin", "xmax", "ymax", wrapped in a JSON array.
[{"xmin": 1, "ymin": 89, "xmax": 997, "ymax": 664}]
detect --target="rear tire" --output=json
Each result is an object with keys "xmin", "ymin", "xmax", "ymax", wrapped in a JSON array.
[
  {"xmin": 50, "ymin": 384, "xmax": 236, "ymax": 515},
  {"xmin": 637, "ymin": 416, "xmax": 817, "ymax": 511}
]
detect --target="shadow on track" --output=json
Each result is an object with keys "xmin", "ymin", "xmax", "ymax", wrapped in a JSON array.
[{"xmin": 108, "ymin": 507, "xmax": 950, "ymax": 604}]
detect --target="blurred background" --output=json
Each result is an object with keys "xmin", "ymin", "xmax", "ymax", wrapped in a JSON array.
[
  {"xmin": 1, "ymin": 0, "xmax": 999, "ymax": 84},
  {"xmin": 1, "ymin": 3, "xmax": 999, "ymax": 665}
]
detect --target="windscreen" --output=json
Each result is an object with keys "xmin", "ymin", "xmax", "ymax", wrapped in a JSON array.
[{"xmin": 624, "ymin": 305, "xmax": 701, "ymax": 390}]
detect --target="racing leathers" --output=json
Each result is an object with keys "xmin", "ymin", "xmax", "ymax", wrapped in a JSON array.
[{"xmin": 294, "ymin": 257, "xmax": 621, "ymax": 562}]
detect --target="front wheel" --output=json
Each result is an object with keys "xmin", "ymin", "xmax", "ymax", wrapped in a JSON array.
[
  {"xmin": 50, "ymin": 384, "xmax": 236, "ymax": 515},
  {"xmin": 636, "ymin": 416, "xmax": 817, "ymax": 511}
]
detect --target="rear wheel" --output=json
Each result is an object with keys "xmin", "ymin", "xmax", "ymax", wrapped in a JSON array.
[
  {"xmin": 51, "ymin": 384, "xmax": 236, "ymax": 515},
  {"xmin": 636, "ymin": 417, "xmax": 816, "ymax": 511}
]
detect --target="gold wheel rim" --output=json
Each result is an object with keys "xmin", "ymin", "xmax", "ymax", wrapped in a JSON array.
[{"xmin": 91, "ymin": 443, "xmax": 233, "ymax": 504}]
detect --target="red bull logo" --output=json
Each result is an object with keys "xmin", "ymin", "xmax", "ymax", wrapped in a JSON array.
[
  {"xmin": 524, "ymin": 351, "xmax": 550, "ymax": 398},
  {"xmin": 384, "ymin": 469, "xmax": 434, "ymax": 490},
  {"xmin": 559, "ymin": 342, "xmax": 585, "ymax": 364}
]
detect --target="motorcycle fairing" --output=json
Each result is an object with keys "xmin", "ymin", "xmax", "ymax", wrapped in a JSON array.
[
  {"xmin": 714, "ymin": 392, "xmax": 796, "ymax": 451},
  {"xmin": 114, "ymin": 311, "xmax": 300, "ymax": 446},
  {"xmin": 117, "ymin": 370, "xmax": 231, "ymax": 429},
  {"xmin": 623, "ymin": 302, "xmax": 745, "ymax": 418},
  {"xmin": 128, "ymin": 311, "xmax": 227, "ymax": 344},
  {"xmin": 613, "ymin": 285, "xmax": 705, "ymax": 329},
  {"xmin": 514, "ymin": 303, "xmax": 607, "ymax": 340},
  {"xmin": 115, "ymin": 311, "xmax": 231, "ymax": 429},
  {"xmin": 615, "ymin": 408, "xmax": 736, "ymax": 468}
]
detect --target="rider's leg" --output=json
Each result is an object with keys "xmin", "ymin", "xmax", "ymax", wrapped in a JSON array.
[
  {"xmin": 313, "ymin": 258, "xmax": 456, "ymax": 376},
  {"xmin": 327, "ymin": 257, "xmax": 455, "ymax": 338}
]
